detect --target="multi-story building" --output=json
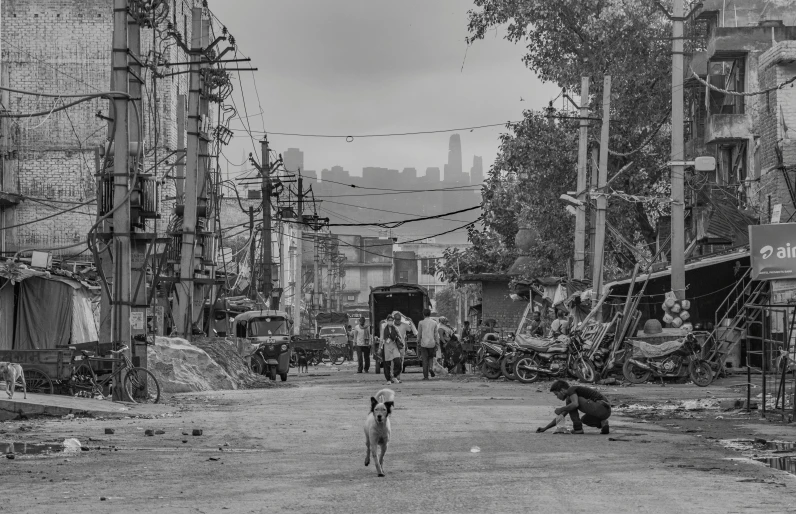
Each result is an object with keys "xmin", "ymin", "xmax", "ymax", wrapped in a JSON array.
[
  {"xmin": 0, "ymin": 0, "xmax": 207, "ymax": 260},
  {"xmin": 682, "ymin": 1, "xmax": 796, "ymax": 257}
]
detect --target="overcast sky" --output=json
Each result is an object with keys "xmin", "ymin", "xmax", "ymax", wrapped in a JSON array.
[{"xmin": 212, "ymin": 0, "xmax": 559, "ymax": 179}]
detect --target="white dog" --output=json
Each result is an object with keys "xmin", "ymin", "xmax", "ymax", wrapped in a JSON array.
[
  {"xmin": 364, "ymin": 388, "xmax": 394, "ymax": 477},
  {"xmin": 0, "ymin": 362, "xmax": 26, "ymax": 399}
]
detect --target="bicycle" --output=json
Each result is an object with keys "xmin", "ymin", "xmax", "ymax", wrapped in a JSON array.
[{"xmin": 70, "ymin": 344, "xmax": 161, "ymax": 404}]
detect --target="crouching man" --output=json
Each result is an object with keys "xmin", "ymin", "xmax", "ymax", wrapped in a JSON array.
[{"xmin": 536, "ymin": 380, "xmax": 611, "ymax": 435}]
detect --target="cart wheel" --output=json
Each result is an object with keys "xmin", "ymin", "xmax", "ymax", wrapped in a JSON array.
[
  {"xmin": 250, "ymin": 356, "xmax": 265, "ymax": 375},
  {"xmin": 23, "ymin": 369, "xmax": 53, "ymax": 395}
]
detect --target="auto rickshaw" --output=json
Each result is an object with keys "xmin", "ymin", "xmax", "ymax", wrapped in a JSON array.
[{"xmin": 234, "ymin": 310, "xmax": 292, "ymax": 381}]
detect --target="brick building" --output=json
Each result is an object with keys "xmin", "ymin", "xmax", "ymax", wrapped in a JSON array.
[
  {"xmin": 459, "ymin": 274, "xmax": 526, "ymax": 333},
  {"xmin": 0, "ymin": 0, "xmax": 204, "ymax": 260}
]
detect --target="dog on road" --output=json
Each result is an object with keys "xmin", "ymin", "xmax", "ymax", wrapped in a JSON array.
[
  {"xmin": 0, "ymin": 362, "xmax": 26, "ymax": 399},
  {"xmin": 297, "ymin": 353, "xmax": 309, "ymax": 374},
  {"xmin": 364, "ymin": 388, "xmax": 394, "ymax": 477}
]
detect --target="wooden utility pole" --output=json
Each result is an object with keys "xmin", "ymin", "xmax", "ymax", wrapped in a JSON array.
[
  {"xmin": 260, "ymin": 138, "xmax": 273, "ymax": 306},
  {"xmin": 573, "ymin": 77, "xmax": 590, "ymax": 280},
  {"xmin": 670, "ymin": 0, "xmax": 686, "ymax": 299},
  {"xmin": 175, "ymin": 7, "xmax": 203, "ymax": 339},
  {"xmin": 592, "ymin": 75, "xmax": 611, "ymax": 318},
  {"xmin": 111, "ymin": 0, "xmax": 132, "ymax": 379},
  {"xmin": 293, "ymin": 173, "xmax": 304, "ymax": 335}
]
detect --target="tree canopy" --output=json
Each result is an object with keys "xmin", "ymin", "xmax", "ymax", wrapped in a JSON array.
[{"xmin": 439, "ymin": 0, "xmax": 673, "ymax": 283}]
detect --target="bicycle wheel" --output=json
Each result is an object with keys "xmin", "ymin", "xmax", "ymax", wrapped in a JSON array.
[
  {"xmin": 71, "ymin": 363, "xmax": 96, "ymax": 397},
  {"xmin": 123, "ymin": 367, "xmax": 161, "ymax": 404}
]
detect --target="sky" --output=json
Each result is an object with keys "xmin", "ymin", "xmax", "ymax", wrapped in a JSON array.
[{"xmin": 211, "ymin": 0, "xmax": 560, "ymax": 180}]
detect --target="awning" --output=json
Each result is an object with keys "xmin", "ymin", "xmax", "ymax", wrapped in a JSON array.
[{"xmin": 604, "ymin": 247, "xmax": 749, "ymax": 290}]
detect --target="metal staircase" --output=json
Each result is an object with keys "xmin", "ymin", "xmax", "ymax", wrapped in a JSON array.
[{"xmin": 704, "ymin": 268, "xmax": 769, "ymax": 371}]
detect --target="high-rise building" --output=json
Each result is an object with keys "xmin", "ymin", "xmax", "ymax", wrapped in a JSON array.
[
  {"xmin": 470, "ymin": 156, "xmax": 484, "ymax": 185},
  {"xmin": 283, "ymin": 148, "xmax": 304, "ymax": 174},
  {"xmin": 444, "ymin": 134, "xmax": 466, "ymax": 184}
]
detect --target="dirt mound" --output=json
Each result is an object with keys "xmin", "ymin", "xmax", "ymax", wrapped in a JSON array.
[
  {"xmin": 148, "ymin": 337, "xmax": 237, "ymax": 393},
  {"xmin": 192, "ymin": 337, "xmax": 274, "ymax": 389}
]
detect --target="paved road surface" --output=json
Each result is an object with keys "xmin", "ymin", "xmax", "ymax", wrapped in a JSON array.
[{"xmin": 1, "ymin": 366, "xmax": 794, "ymax": 513}]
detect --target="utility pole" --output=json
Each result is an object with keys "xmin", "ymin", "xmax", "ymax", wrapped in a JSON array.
[
  {"xmin": 260, "ymin": 138, "xmax": 273, "ymax": 307},
  {"xmin": 248, "ymin": 205, "xmax": 256, "ymax": 300},
  {"xmin": 293, "ymin": 173, "xmax": 304, "ymax": 335},
  {"xmin": 592, "ymin": 75, "xmax": 611, "ymax": 317},
  {"xmin": 111, "ymin": 0, "xmax": 132, "ymax": 388},
  {"xmin": 175, "ymin": 7, "xmax": 203, "ymax": 339},
  {"xmin": 670, "ymin": 0, "xmax": 686, "ymax": 300},
  {"xmin": 588, "ymin": 146, "xmax": 598, "ymax": 276},
  {"xmin": 313, "ymin": 233, "xmax": 320, "ymax": 314},
  {"xmin": 573, "ymin": 77, "xmax": 590, "ymax": 280}
]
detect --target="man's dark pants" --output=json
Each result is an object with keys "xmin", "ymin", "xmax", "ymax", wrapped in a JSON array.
[
  {"xmin": 356, "ymin": 345, "xmax": 371, "ymax": 372},
  {"xmin": 383, "ymin": 357, "xmax": 402, "ymax": 381},
  {"xmin": 419, "ymin": 347, "xmax": 436, "ymax": 379},
  {"xmin": 567, "ymin": 398, "xmax": 611, "ymax": 431}
]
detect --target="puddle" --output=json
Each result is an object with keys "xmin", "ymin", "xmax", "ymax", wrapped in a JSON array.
[
  {"xmin": 757, "ymin": 456, "xmax": 796, "ymax": 475},
  {"xmin": 1, "ymin": 443, "xmax": 64, "ymax": 455},
  {"xmin": 765, "ymin": 441, "xmax": 796, "ymax": 452}
]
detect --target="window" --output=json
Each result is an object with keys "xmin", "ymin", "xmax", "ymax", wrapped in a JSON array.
[
  {"xmin": 347, "ymin": 295, "xmax": 356, "ymax": 301},
  {"xmin": 708, "ymin": 57, "xmax": 745, "ymax": 115},
  {"xmin": 398, "ymin": 271, "xmax": 409, "ymax": 282},
  {"xmin": 420, "ymin": 258, "xmax": 437, "ymax": 276}
]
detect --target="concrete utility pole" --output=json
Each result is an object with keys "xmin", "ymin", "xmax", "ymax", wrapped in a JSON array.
[
  {"xmin": 313, "ymin": 233, "xmax": 320, "ymax": 314},
  {"xmin": 588, "ymin": 146, "xmax": 598, "ymax": 276},
  {"xmin": 176, "ymin": 96, "xmax": 186, "ymax": 199},
  {"xmin": 573, "ymin": 77, "xmax": 590, "ymax": 280},
  {"xmin": 293, "ymin": 173, "xmax": 304, "ymax": 335},
  {"xmin": 260, "ymin": 138, "xmax": 273, "ymax": 306},
  {"xmin": 175, "ymin": 7, "xmax": 204, "ymax": 339},
  {"xmin": 111, "ymin": 0, "xmax": 132, "ymax": 376},
  {"xmin": 592, "ymin": 75, "xmax": 611, "ymax": 317},
  {"xmin": 248, "ymin": 205, "xmax": 256, "ymax": 300},
  {"xmin": 670, "ymin": 0, "xmax": 686, "ymax": 299}
]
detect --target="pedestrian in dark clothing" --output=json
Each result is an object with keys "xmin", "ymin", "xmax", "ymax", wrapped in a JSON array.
[
  {"xmin": 380, "ymin": 315, "xmax": 404, "ymax": 384},
  {"xmin": 527, "ymin": 311, "xmax": 545, "ymax": 337},
  {"xmin": 536, "ymin": 380, "xmax": 611, "ymax": 434}
]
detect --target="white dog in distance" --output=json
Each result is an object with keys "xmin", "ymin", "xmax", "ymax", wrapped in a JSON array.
[{"xmin": 364, "ymin": 388, "xmax": 394, "ymax": 477}]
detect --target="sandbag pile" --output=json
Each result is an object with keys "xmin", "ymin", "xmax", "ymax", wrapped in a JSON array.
[{"xmin": 661, "ymin": 292, "xmax": 692, "ymax": 331}]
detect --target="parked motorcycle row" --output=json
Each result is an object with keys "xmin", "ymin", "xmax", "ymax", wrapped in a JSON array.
[{"xmin": 472, "ymin": 331, "xmax": 714, "ymax": 387}]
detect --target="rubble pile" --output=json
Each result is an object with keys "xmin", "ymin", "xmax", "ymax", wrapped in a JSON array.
[
  {"xmin": 192, "ymin": 337, "xmax": 273, "ymax": 389},
  {"xmin": 147, "ymin": 337, "xmax": 237, "ymax": 393}
]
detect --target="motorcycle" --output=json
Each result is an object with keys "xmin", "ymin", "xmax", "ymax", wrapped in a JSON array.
[
  {"xmin": 622, "ymin": 333, "xmax": 713, "ymax": 387},
  {"xmin": 476, "ymin": 335, "xmax": 512, "ymax": 380},
  {"xmin": 512, "ymin": 335, "xmax": 597, "ymax": 384}
]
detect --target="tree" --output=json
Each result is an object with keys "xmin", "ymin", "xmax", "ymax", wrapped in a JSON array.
[
  {"xmin": 440, "ymin": 0, "xmax": 674, "ymax": 282},
  {"xmin": 434, "ymin": 285, "xmax": 458, "ymax": 323}
]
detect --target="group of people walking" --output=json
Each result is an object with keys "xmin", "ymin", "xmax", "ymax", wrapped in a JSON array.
[{"xmin": 349, "ymin": 309, "xmax": 447, "ymax": 384}]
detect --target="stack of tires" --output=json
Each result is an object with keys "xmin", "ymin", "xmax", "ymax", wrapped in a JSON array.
[{"xmin": 662, "ymin": 294, "xmax": 692, "ymax": 331}]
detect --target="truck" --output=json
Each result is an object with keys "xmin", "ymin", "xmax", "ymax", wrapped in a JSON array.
[
  {"xmin": 369, "ymin": 283, "xmax": 431, "ymax": 373},
  {"xmin": 315, "ymin": 312, "xmax": 350, "ymax": 358}
]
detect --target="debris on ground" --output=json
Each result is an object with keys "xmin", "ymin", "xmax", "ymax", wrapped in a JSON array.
[
  {"xmin": 148, "ymin": 337, "xmax": 237, "ymax": 393},
  {"xmin": 192, "ymin": 429, "xmax": 203, "ymax": 436},
  {"xmin": 192, "ymin": 337, "xmax": 277, "ymax": 389},
  {"xmin": 104, "ymin": 428, "xmax": 115, "ymax": 435}
]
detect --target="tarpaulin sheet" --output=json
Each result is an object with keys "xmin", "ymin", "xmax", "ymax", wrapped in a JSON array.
[
  {"xmin": 628, "ymin": 338, "xmax": 685, "ymax": 359},
  {"xmin": 14, "ymin": 277, "xmax": 72, "ymax": 349},
  {"xmin": 0, "ymin": 281, "xmax": 13, "ymax": 350},
  {"xmin": 71, "ymin": 287, "xmax": 99, "ymax": 345}
]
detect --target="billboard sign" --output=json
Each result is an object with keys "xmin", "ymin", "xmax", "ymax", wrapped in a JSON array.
[{"xmin": 750, "ymin": 224, "xmax": 796, "ymax": 280}]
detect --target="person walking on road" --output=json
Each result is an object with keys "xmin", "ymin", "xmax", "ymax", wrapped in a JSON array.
[
  {"xmin": 536, "ymin": 380, "xmax": 611, "ymax": 435},
  {"xmin": 416, "ymin": 308, "xmax": 440, "ymax": 380},
  {"xmin": 380, "ymin": 315, "xmax": 405, "ymax": 384},
  {"xmin": 353, "ymin": 317, "xmax": 371, "ymax": 373}
]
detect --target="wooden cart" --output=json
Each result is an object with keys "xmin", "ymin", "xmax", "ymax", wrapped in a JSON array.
[{"xmin": 0, "ymin": 349, "xmax": 72, "ymax": 394}]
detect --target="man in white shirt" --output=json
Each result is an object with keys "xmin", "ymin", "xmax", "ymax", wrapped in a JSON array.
[
  {"xmin": 353, "ymin": 317, "xmax": 371, "ymax": 373},
  {"xmin": 416, "ymin": 308, "xmax": 440, "ymax": 380}
]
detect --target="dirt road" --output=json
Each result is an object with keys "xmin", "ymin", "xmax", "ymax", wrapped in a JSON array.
[{"xmin": 1, "ymin": 366, "xmax": 795, "ymax": 513}]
